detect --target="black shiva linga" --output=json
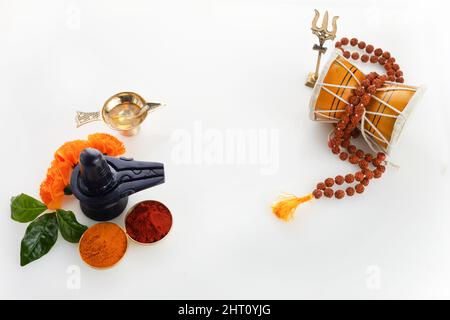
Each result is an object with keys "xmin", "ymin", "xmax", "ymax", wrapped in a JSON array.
[{"xmin": 70, "ymin": 148, "xmax": 165, "ymax": 221}]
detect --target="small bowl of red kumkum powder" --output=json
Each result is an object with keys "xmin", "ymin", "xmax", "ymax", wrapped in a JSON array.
[{"xmin": 125, "ymin": 200, "xmax": 172, "ymax": 244}]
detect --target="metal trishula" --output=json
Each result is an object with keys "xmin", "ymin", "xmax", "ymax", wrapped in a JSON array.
[{"xmin": 305, "ymin": 10, "xmax": 338, "ymax": 88}]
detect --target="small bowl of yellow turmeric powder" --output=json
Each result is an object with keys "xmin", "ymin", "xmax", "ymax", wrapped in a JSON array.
[{"xmin": 79, "ymin": 222, "xmax": 128, "ymax": 269}]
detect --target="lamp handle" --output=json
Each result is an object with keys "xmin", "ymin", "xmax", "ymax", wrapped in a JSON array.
[{"xmin": 75, "ymin": 111, "xmax": 101, "ymax": 128}]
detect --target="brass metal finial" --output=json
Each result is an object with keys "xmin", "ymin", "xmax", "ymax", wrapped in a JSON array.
[{"xmin": 305, "ymin": 9, "xmax": 339, "ymax": 88}]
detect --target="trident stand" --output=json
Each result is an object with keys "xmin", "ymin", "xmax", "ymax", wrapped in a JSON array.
[{"xmin": 305, "ymin": 10, "xmax": 339, "ymax": 88}]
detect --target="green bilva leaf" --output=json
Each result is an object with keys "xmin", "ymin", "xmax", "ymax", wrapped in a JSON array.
[
  {"xmin": 56, "ymin": 209, "xmax": 88, "ymax": 243},
  {"xmin": 11, "ymin": 193, "xmax": 47, "ymax": 223},
  {"xmin": 20, "ymin": 212, "xmax": 58, "ymax": 266}
]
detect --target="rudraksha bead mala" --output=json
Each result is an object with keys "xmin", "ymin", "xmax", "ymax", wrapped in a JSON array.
[
  {"xmin": 272, "ymin": 37, "xmax": 404, "ymax": 221},
  {"xmin": 311, "ymin": 37, "xmax": 398, "ymax": 201},
  {"xmin": 335, "ymin": 37, "xmax": 404, "ymax": 83}
]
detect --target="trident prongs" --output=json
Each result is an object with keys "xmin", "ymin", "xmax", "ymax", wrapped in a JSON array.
[
  {"xmin": 311, "ymin": 10, "xmax": 338, "ymax": 42},
  {"xmin": 306, "ymin": 9, "xmax": 339, "ymax": 88}
]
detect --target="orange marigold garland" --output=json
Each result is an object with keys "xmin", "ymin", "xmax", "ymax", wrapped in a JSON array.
[
  {"xmin": 39, "ymin": 133, "xmax": 125, "ymax": 209},
  {"xmin": 88, "ymin": 133, "xmax": 126, "ymax": 156},
  {"xmin": 54, "ymin": 140, "xmax": 91, "ymax": 166}
]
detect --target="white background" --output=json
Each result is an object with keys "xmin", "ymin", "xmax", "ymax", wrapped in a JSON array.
[{"xmin": 1, "ymin": 0, "xmax": 449, "ymax": 299}]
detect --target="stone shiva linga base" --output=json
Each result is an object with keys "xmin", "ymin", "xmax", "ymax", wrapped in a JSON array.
[{"xmin": 70, "ymin": 148, "xmax": 165, "ymax": 221}]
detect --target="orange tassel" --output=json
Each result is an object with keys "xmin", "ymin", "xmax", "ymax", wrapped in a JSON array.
[{"xmin": 272, "ymin": 193, "xmax": 313, "ymax": 221}]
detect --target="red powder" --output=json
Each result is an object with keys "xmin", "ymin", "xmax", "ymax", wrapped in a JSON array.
[{"xmin": 125, "ymin": 200, "xmax": 172, "ymax": 244}]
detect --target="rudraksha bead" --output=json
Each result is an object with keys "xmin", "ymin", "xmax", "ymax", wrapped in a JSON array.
[
  {"xmin": 361, "ymin": 94, "xmax": 371, "ymax": 105},
  {"xmin": 367, "ymin": 72, "xmax": 379, "ymax": 80},
  {"xmin": 355, "ymin": 104, "xmax": 365, "ymax": 114},
  {"xmin": 345, "ymin": 105, "xmax": 355, "ymax": 115},
  {"xmin": 367, "ymin": 85, "xmax": 377, "ymax": 94},
  {"xmin": 335, "ymin": 190, "xmax": 345, "ymax": 199},
  {"xmin": 317, "ymin": 182, "xmax": 326, "ymax": 190},
  {"xmin": 325, "ymin": 178, "xmax": 334, "ymax": 187},
  {"xmin": 372, "ymin": 158, "xmax": 382, "ymax": 167},
  {"xmin": 341, "ymin": 140, "xmax": 350, "ymax": 148},
  {"xmin": 344, "ymin": 128, "xmax": 353, "ymax": 137},
  {"xmin": 364, "ymin": 154, "xmax": 373, "ymax": 162},
  {"xmin": 373, "ymin": 169, "xmax": 382, "ymax": 178},
  {"xmin": 355, "ymin": 86, "xmax": 365, "ymax": 96},
  {"xmin": 376, "ymin": 152, "xmax": 386, "ymax": 161},
  {"xmin": 351, "ymin": 116, "xmax": 360, "ymax": 125},
  {"xmin": 324, "ymin": 188, "xmax": 334, "ymax": 198},
  {"xmin": 363, "ymin": 169, "xmax": 374, "ymax": 180},
  {"xmin": 313, "ymin": 189, "xmax": 323, "ymax": 199},
  {"xmin": 345, "ymin": 174, "xmax": 355, "ymax": 183},
  {"xmin": 355, "ymin": 171, "xmax": 364, "ymax": 182},
  {"xmin": 349, "ymin": 96, "xmax": 360, "ymax": 105},
  {"xmin": 355, "ymin": 183, "xmax": 365, "ymax": 194},
  {"xmin": 339, "ymin": 152, "xmax": 348, "ymax": 161},
  {"xmin": 359, "ymin": 160, "xmax": 369, "ymax": 169},
  {"xmin": 341, "ymin": 115, "xmax": 350, "ymax": 123},
  {"xmin": 349, "ymin": 155, "xmax": 359, "ymax": 164},
  {"xmin": 337, "ymin": 122, "xmax": 346, "ymax": 130},
  {"xmin": 335, "ymin": 175, "xmax": 345, "ymax": 185},
  {"xmin": 341, "ymin": 37, "xmax": 349, "ymax": 45},
  {"xmin": 372, "ymin": 78, "xmax": 383, "ymax": 88},
  {"xmin": 356, "ymin": 149, "xmax": 365, "ymax": 158},
  {"xmin": 346, "ymin": 187, "xmax": 355, "ymax": 196},
  {"xmin": 361, "ymin": 79, "xmax": 371, "ymax": 88},
  {"xmin": 366, "ymin": 44, "xmax": 374, "ymax": 53},
  {"xmin": 350, "ymin": 38, "xmax": 358, "ymax": 46},
  {"xmin": 374, "ymin": 48, "xmax": 383, "ymax": 56}
]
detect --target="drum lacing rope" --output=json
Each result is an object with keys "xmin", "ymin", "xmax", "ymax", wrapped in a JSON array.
[{"xmin": 312, "ymin": 60, "xmax": 414, "ymax": 154}]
